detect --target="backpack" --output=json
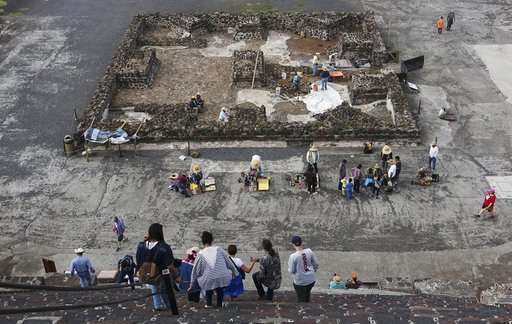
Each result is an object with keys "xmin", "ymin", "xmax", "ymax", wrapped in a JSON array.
[
  {"xmin": 138, "ymin": 246, "xmax": 160, "ymax": 283},
  {"xmin": 117, "ymin": 218, "xmax": 126, "ymax": 234},
  {"xmin": 229, "ymin": 257, "xmax": 245, "ymax": 280},
  {"xmin": 119, "ymin": 255, "xmax": 134, "ymax": 272}
]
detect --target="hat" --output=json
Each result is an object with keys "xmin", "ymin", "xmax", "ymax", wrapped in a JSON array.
[
  {"xmin": 309, "ymin": 144, "xmax": 318, "ymax": 151},
  {"xmin": 168, "ymin": 173, "xmax": 178, "ymax": 180},
  {"xmin": 315, "ymin": 52, "xmax": 320, "ymax": 55},
  {"xmin": 186, "ymin": 246, "xmax": 199, "ymax": 255},
  {"xmin": 382, "ymin": 145, "xmax": 392, "ymax": 155},
  {"xmin": 221, "ymin": 107, "xmax": 227, "ymax": 112},
  {"xmin": 333, "ymin": 275, "xmax": 342, "ymax": 283},
  {"xmin": 291, "ymin": 235, "xmax": 302, "ymax": 246},
  {"xmin": 196, "ymin": 93, "xmax": 201, "ymax": 96},
  {"xmin": 192, "ymin": 164, "xmax": 201, "ymax": 173},
  {"xmin": 74, "ymin": 248, "xmax": 84, "ymax": 254}
]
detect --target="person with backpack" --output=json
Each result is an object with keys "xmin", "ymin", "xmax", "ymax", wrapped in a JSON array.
[
  {"xmin": 251, "ymin": 239, "xmax": 282, "ymax": 301},
  {"xmin": 136, "ymin": 223, "xmax": 179, "ymax": 314},
  {"xmin": 113, "ymin": 216, "xmax": 127, "ymax": 252},
  {"xmin": 224, "ymin": 244, "xmax": 256, "ymax": 300},
  {"xmin": 117, "ymin": 255, "xmax": 136, "ymax": 290}
]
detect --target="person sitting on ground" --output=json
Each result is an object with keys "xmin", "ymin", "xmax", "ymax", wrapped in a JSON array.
[
  {"xmin": 69, "ymin": 248, "xmax": 95, "ymax": 288},
  {"xmin": 189, "ymin": 97, "xmax": 199, "ymax": 111},
  {"xmin": 329, "ymin": 273, "xmax": 346, "ymax": 289},
  {"xmin": 196, "ymin": 93, "xmax": 204, "ymax": 110},
  {"xmin": 117, "ymin": 254, "xmax": 136, "ymax": 290},
  {"xmin": 224, "ymin": 244, "xmax": 256, "ymax": 301},
  {"xmin": 346, "ymin": 272, "xmax": 362, "ymax": 289},
  {"xmin": 304, "ymin": 164, "xmax": 318, "ymax": 195},
  {"xmin": 189, "ymin": 231, "xmax": 238, "ymax": 308},
  {"xmin": 476, "ymin": 189, "xmax": 497, "ymax": 218},
  {"xmin": 189, "ymin": 164, "xmax": 204, "ymax": 193},
  {"xmin": 250, "ymin": 154, "xmax": 264, "ymax": 177},
  {"xmin": 180, "ymin": 247, "xmax": 200, "ymax": 302},
  {"xmin": 218, "ymin": 107, "xmax": 230, "ymax": 122},
  {"xmin": 251, "ymin": 239, "xmax": 282, "ymax": 301},
  {"xmin": 363, "ymin": 142, "xmax": 374, "ymax": 154},
  {"xmin": 169, "ymin": 173, "xmax": 191, "ymax": 198}
]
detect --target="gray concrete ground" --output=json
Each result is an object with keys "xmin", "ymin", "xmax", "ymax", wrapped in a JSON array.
[{"xmin": 2, "ymin": 0, "xmax": 512, "ymax": 292}]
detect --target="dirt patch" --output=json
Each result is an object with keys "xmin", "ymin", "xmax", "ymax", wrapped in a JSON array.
[
  {"xmin": 113, "ymin": 48, "xmax": 236, "ymax": 121},
  {"xmin": 287, "ymin": 37, "xmax": 337, "ymax": 56},
  {"xmin": 270, "ymin": 101, "xmax": 308, "ymax": 122}
]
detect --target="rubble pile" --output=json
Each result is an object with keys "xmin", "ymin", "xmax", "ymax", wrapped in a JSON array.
[
  {"xmin": 350, "ymin": 72, "xmax": 389, "ymax": 105},
  {"xmin": 232, "ymin": 50, "xmax": 265, "ymax": 87},
  {"xmin": 234, "ymin": 25, "xmax": 268, "ymax": 41},
  {"xmin": 116, "ymin": 49, "xmax": 160, "ymax": 89}
]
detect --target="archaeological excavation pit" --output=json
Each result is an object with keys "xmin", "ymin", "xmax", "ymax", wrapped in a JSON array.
[{"xmin": 77, "ymin": 12, "xmax": 419, "ymax": 142}]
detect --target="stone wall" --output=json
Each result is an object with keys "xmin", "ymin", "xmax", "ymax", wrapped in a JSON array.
[
  {"xmin": 116, "ymin": 49, "xmax": 160, "ymax": 89},
  {"xmin": 232, "ymin": 50, "xmax": 265, "ymax": 87},
  {"xmin": 350, "ymin": 72, "xmax": 389, "ymax": 105}
]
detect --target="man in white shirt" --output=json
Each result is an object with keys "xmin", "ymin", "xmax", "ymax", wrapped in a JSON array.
[
  {"xmin": 312, "ymin": 53, "xmax": 319, "ymax": 76},
  {"xmin": 218, "ymin": 107, "xmax": 229, "ymax": 123},
  {"xmin": 429, "ymin": 144, "xmax": 439, "ymax": 170}
]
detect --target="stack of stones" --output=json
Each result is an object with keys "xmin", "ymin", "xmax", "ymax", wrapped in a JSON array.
[
  {"xmin": 232, "ymin": 50, "xmax": 265, "ymax": 87},
  {"xmin": 350, "ymin": 72, "xmax": 389, "ymax": 105},
  {"xmin": 338, "ymin": 32, "xmax": 374, "ymax": 60},
  {"xmin": 234, "ymin": 24, "xmax": 268, "ymax": 41},
  {"xmin": 116, "ymin": 49, "xmax": 160, "ymax": 89}
]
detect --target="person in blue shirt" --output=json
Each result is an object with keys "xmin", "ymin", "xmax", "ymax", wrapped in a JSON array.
[
  {"xmin": 319, "ymin": 69, "xmax": 330, "ymax": 90},
  {"xmin": 69, "ymin": 248, "xmax": 95, "ymax": 288},
  {"xmin": 346, "ymin": 178, "xmax": 354, "ymax": 200}
]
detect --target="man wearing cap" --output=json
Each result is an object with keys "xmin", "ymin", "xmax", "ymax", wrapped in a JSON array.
[
  {"xmin": 306, "ymin": 144, "xmax": 319, "ymax": 174},
  {"xmin": 288, "ymin": 236, "xmax": 318, "ymax": 302},
  {"xmin": 195, "ymin": 93, "xmax": 204, "ymax": 110},
  {"xmin": 69, "ymin": 248, "xmax": 95, "ymax": 288}
]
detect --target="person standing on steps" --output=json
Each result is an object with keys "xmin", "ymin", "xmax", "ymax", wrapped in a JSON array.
[
  {"xmin": 69, "ymin": 248, "xmax": 95, "ymax": 288},
  {"xmin": 113, "ymin": 216, "xmax": 127, "ymax": 252},
  {"xmin": 288, "ymin": 236, "xmax": 318, "ymax": 303},
  {"xmin": 447, "ymin": 11, "xmax": 455, "ymax": 31}
]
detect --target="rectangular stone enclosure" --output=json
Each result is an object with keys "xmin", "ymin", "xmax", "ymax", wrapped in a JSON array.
[{"xmin": 76, "ymin": 12, "xmax": 419, "ymax": 142}]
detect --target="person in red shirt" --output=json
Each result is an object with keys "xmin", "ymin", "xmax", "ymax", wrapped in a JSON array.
[{"xmin": 476, "ymin": 189, "xmax": 496, "ymax": 218}]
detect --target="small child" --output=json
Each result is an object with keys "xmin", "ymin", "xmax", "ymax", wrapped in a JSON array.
[
  {"xmin": 329, "ymin": 273, "xmax": 346, "ymax": 289},
  {"xmin": 373, "ymin": 175, "xmax": 382, "ymax": 198},
  {"xmin": 340, "ymin": 177, "xmax": 347, "ymax": 196},
  {"xmin": 346, "ymin": 178, "xmax": 354, "ymax": 200}
]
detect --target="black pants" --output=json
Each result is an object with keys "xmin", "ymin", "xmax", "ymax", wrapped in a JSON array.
[
  {"xmin": 373, "ymin": 186, "xmax": 380, "ymax": 197},
  {"xmin": 253, "ymin": 272, "xmax": 274, "ymax": 300},
  {"xmin": 205, "ymin": 287, "xmax": 225, "ymax": 307},
  {"xmin": 307, "ymin": 182, "xmax": 316, "ymax": 193},
  {"xmin": 117, "ymin": 270, "xmax": 135, "ymax": 290},
  {"xmin": 161, "ymin": 274, "xmax": 179, "ymax": 315},
  {"xmin": 293, "ymin": 282, "xmax": 315, "ymax": 302},
  {"xmin": 354, "ymin": 179, "xmax": 360, "ymax": 193}
]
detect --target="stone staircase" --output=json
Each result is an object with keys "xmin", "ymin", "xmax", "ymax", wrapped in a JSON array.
[{"xmin": 2, "ymin": 287, "xmax": 512, "ymax": 323}]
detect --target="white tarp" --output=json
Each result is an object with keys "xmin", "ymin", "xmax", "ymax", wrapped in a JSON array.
[{"xmin": 301, "ymin": 83, "xmax": 343, "ymax": 114}]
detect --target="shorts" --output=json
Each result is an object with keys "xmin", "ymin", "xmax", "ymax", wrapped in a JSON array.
[{"xmin": 117, "ymin": 234, "xmax": 124, "ymax": 242}]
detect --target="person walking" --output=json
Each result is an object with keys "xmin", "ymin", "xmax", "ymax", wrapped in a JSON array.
[
  {"xmin": 436, "ymin": 16, "xmax": 445, "ymax": 34},
  {"xmin": 306, "ymin": 144, "xmax": 319, "ymax": 174},
  {"xmin": 387, "ymin": 159, "xmax": 397, "ymax": 190},
  {"xmin": 338, "ymin": 159, "xmax": 347, "ymax": 190},
  {"xmin": 136, "ymin": 223, "xmax": 179, "ymax": 314},
  {"xmin": 113, "ymin": 216, "xmax": 127, "ymax": 252},
  {"xmin": 288, "ymin": 236, "xmax": 318, "ymax": 303},
  {"xmin": 69, "ymin": 248, "xmax": 95, "ymax": 288},
  {"xmin": 251, "ymin": 239, "xmax": 282, "ymax": 301},
  {"xmin": 475, "ymin": 189, "xmax": 497, "ymax": 218},
  {"xmin": 429, "ymin": 143, "xmax": 439, "ymax": 170},
  {"xmin": 447, "ymin": 11, "xmax": 455, "ymax": 31},
  {"xmin": 190, "ymin": 231, "xmax": 238, "ymax": 308},
  {"xmin": 117, "ymin": 255, "xmax": 136, "ymax": 290},
  {"xmin": 224, "ymin": 244, "xmax": 256, "ymax": 300},
  {"xmin": 351, "ymin": 164, "xmax": 363, "ymax": 193},
  {"xmin": 320, "ymin": 69, "xmax": 330, "ymax": 90}
]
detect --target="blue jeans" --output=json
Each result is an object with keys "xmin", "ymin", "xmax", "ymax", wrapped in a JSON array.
[
  {"xmin": 429, "ymin": 157, "xmax": 437, "ymax": 170},
  {"xmin": 150, "ymin": 284, "xmax": 166, "ymax": 310},
  {"xmin": 78, "ymin": 274, "xmax": 92, "ymax": 288},
  {"xmin": 321, "ymin": 78, "xmax": 328, "ymax": 90},
  {"xmin": 347, "ymin": 190, "xmax": 353, "ymax": 200}
]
